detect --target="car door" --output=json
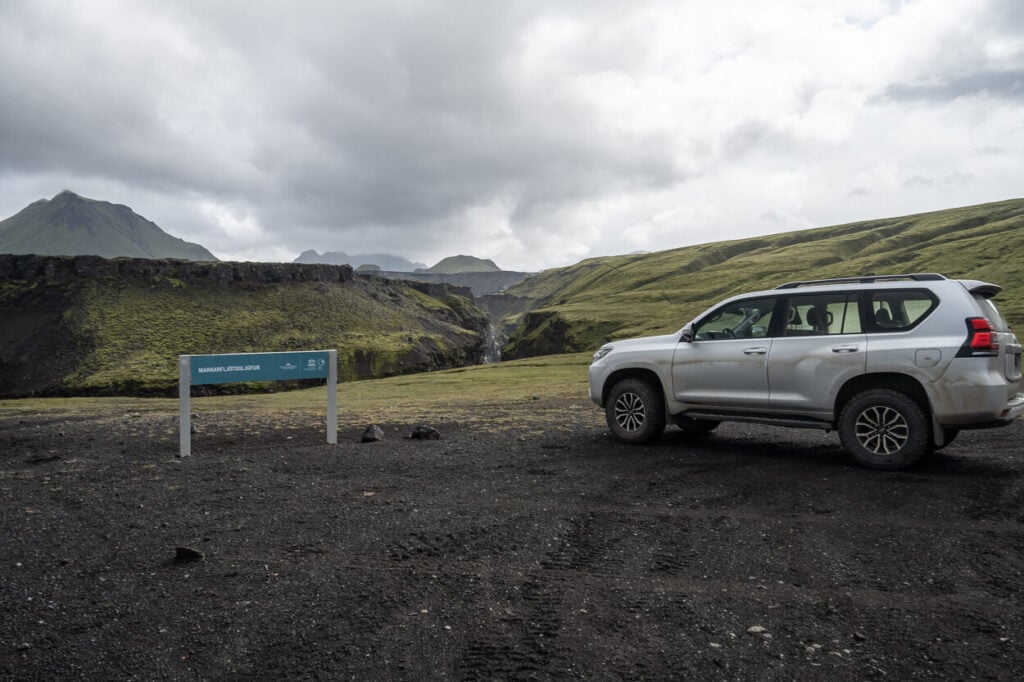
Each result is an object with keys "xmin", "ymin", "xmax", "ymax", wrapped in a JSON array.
[
  {"xmin": 672, "ymin": 296, "xmax": 777, "ymax": 408},
  {"xmin": 767, "ymin": 292, "xmax": 866, "ymax": 419}
]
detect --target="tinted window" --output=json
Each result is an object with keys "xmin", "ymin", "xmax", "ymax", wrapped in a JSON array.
[
  {"xmin": 694, "ymin": 297, "xmax": 776, "ymax": 340},
  {"xmin": 975, "ymin": 296, "xmax": 1010, "ymax": 331},
  {"xmin": 868, "ymin": 290, "xmax": 937, "ymax": 331},
  {"xmin": 783, "ymin": 293, "xmax": 861, "ymax": 336}
]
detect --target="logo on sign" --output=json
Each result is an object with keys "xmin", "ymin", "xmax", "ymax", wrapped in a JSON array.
[{"xmin": 280, "ymin": 362, "xmax": 298, "ymax": 371}]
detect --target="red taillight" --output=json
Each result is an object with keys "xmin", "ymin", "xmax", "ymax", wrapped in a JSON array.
[{"xmin": 968, "ymin": 317, "xmax": 999, "ymax": 352}]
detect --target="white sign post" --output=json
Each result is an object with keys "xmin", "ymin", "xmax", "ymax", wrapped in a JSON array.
[{"xmin": 179, "ymin": 349, "xmax": 338, "ymax": 457}]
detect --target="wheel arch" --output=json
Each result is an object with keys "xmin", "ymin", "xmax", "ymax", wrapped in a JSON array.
[
  {"xmin": 835, "ymin": 373, "xmax": 931, "ymax": 419},
  {"xmin": 601, "ymin": 367, "xmax": 665, "ymax": 407}
]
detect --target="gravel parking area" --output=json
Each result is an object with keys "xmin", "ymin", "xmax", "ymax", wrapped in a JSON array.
[{"xmin": 2, "ymin": 402, "xmax": 1022, "ymax": 679}]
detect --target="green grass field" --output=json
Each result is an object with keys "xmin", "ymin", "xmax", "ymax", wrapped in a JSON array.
[{"xmin": 0, "ymin": 353, "xmax": 595, "ymax": 428}]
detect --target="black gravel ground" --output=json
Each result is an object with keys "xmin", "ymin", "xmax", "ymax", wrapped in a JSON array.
[{"xmin": 2, "ymin": 404, "xmax": 1022, "ymax": 680}]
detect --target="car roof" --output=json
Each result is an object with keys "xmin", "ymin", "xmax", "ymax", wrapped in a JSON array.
[
  {"xmin": 774, "ymin": 273, "xmax": 947, "ymax": 289},
  {"xmin": 702, "ymin": 274, "xmax": 1002, "ymax": 312}
]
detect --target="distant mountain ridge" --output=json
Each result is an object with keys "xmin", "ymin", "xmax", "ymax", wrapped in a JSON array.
[
  {"xmin": 0, "ymin": 191, "xmax": 216, "ymax": 261},
  {"xmin": 358, "ymin": 254, "xmax": 527, "ymax": 296},
  {"xmin": 294, "ymin": 249, "xmax": 427, "ymax": 272},
  {"xmin": 294, "ymin": 251, "xmax": 508, "ymax": 275},
  {"xmin": 423, "ymin": 255, "xmax": 500, "ymax": 274}
]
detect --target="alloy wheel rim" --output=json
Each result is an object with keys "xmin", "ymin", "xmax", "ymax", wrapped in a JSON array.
[
  {"xmin": 854, "ymin": 405, "xmax": 909, "ymax": 455},
  {"xmin": 614, "ymin": 392, "xmax": 646, "ymax": 432}
]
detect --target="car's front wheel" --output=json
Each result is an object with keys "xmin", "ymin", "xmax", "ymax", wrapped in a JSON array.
[
  {"xmin": 838, "ymin": 388, "xmax": 930, "ymax": 470},
  {"xmin": 605, "ymin": 378, "xmax": 665, "ymax": 444}
]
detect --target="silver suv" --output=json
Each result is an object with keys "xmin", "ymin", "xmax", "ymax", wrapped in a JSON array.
[{"xmin": 588, "ymin": 273, "xmax": 1023, "ymax": 469}]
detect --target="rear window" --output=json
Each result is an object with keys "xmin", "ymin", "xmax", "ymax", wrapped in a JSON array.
[
  {"xmin": 975, "ymin": 296, "xmax": 1011, "ymax": 331},
  {"xmin": 867, "ymin": 289, "xmax": 937, "ymax": 331},
  {"xmin": 783, "ymin": 293, "xmax": 861, "ymax": 336}
]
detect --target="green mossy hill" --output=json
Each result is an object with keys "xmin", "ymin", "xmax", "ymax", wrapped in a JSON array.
[
  {"xmin": 502, "ymin": 199, "xmax": 1024, "ymax": 358},
  {"xmin": 0, "ymin": 255, "xmax": 488, "ymax": 397},
  {"xmin": 425, "ymin": 255, "xmax": 501, "ymax": 273}
]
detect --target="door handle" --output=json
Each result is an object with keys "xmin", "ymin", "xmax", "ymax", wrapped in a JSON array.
[
  {"xmin": 832, "ymin": 345, "xmax": 859, "ymax": 353},
  {"xmin": 743, "ymin": 347, "xmax": 768, "ymax": 355}
]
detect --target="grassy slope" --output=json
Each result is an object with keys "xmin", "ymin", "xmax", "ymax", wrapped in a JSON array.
[
  {"xmin": 503, "ymin": 199, "xmax": 1024, "ymax": 356},
  {"xmin": 78, "ymin": 279, "xmax": 486, "ymax": 392}
]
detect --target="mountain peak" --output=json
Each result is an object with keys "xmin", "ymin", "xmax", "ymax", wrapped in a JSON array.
[
  {"xmin": 0, "ymin": 192, "xmax": 217, "ymax": 261},
  {"xmin": 51, "ymin": 190, "xmax": 87, "ymax": 204}
]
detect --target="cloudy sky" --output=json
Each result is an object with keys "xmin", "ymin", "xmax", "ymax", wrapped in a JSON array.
[{"xmin": 1, "ymin": 1, "xmax": 1022, "ymax": 270}]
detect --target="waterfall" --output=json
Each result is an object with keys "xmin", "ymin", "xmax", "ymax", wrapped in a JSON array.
[{"xmin": 482, "ymin": 323, "xmax": 502, "ymax": 364}]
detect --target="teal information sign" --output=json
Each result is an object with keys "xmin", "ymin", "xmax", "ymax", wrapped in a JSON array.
[
  {"xmin": 190, "ymin": 350, "xmax": 330, "ymax": 385},
  {"xmin": 179, "ymin": 349, "xmax": 337, "ymax": 456}
]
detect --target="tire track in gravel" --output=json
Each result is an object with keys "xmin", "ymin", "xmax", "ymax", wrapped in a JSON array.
[{"xmin": 209, "ymin": 522, "xmax": 1014, "ymax": 617}]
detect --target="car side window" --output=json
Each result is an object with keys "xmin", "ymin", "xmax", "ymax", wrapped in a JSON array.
[
  {"xmin": 693, "ymin": 297, "xmax": 776, "ymax": 340},
  {"xmin": 783, "ymin": 293, "xmax": 861, "ymax": 336},
  {"xmin": 868, "ymin": 290, "xmax": 937, "ymax": 331}
]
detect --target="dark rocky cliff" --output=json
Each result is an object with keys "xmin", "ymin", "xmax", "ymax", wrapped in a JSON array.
[{"xmin": 0, "ymin": 254, "xmax": 354, "ymax": 284}]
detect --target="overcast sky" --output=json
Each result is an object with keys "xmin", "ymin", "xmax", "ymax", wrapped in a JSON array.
[{"xmin": 1, "ymin": 1, "xmax": 1022, "ymax": 270}]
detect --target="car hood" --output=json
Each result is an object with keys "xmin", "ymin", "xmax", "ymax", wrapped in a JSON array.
[{"xmin": 604, "ymin": 332, "xmax": 682, "ymax": 350}]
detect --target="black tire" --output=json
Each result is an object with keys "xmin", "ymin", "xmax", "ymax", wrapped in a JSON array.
[
  {"xmin": 838, "ymin": 389, "xmax": 931, "ymax": 470},
  {"xmin": 675, "ymin": 416, "xmax": 720, "ymax": 436},
  {"xmin": 605, "ymin": 378, "xmax": 666, "ymax": 444}
]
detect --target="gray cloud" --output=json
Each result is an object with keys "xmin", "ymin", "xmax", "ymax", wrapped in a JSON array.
[
  {"xmin": 883, "ymin": 70, "xmax": 1024, "ymax": 102},
  {"xmin": 1, "ymin": 1, "xmax": 1023, "ymax": 269}
]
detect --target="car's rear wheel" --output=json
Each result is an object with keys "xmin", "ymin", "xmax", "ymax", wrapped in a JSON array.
[
  {"xmin": 838, "ymin": 389, "xmax": 930, "ymax": 470},
  {"xmin": 606, "ymin": 378, "xmax": 665, "ymax": 444}
]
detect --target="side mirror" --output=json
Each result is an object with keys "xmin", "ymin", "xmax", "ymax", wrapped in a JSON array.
[{"xmin": 680, "ymin": 325, "xmax": 694, "ymax": 343}]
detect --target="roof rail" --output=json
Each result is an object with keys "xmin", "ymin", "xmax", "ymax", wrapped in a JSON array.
[{"xmin": 775, "ymin": 273, "xmax": 947, "ymax": 289}]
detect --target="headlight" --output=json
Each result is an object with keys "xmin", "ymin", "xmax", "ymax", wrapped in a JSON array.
[{"xmin": 592, "ymin": 346, "xmax": 613, "ymax": 362}]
